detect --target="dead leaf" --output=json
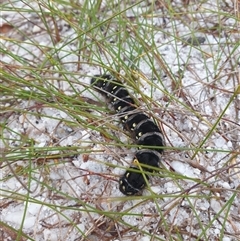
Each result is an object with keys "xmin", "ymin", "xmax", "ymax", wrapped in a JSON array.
[{"xmin": 0, "ymin": 23, "xmax": 14, "ymax": 33}]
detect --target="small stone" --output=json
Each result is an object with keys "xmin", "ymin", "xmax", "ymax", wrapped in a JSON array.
[{"xmin": 32, "ymin": 25, "xmax": 41, "ymax": 33}]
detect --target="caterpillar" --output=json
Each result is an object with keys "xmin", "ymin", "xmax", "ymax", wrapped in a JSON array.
[{"xmin": 91, "ymin": 74, "xmax": 165, "ymax": 195}]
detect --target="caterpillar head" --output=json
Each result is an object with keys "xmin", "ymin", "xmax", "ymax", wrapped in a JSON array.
[{"xmin": 119, "ymin": 167, "xmax": 148, "ymax": 195}]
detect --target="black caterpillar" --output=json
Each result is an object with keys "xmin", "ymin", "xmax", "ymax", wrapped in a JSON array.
[{"xmin": 91, "ymin": 74, "xmax": 165, "ymax": 195}]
